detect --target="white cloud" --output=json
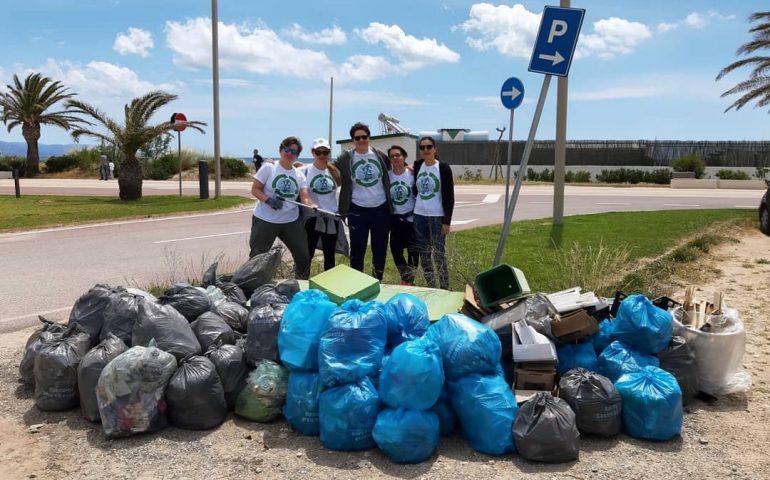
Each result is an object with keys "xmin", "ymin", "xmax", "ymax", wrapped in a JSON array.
[
  {"xmin": 334, "ymin": 55, "xmax": 393, "ymax": 84},
  {"xmin": 165, "ymin": 18, "xmax": 334, "ymax": 79},
  {"xmin": 113, "ymin": 27, "xmax": 154, "ymax": 57},
  {"xmin": 355, "ymin": 22, "xmax": 460, "ymax": 70},
  {"xmin": 657, "ymin": 10, "xmax": 735, "ymax": 33},
  {"xmin": 284, "ymin": 23, "xmax": 347, "ymax": 45},
  {"xmin": 577, "ymin": 17, "xmax": 652, "ymax": 59},
  {"xmin": 458, "ymin": 3, "xmax": 541, "ymax": 58},
  {"xmin": 192, "ymin": 77, "xmax": 261, "ymax": 88}
]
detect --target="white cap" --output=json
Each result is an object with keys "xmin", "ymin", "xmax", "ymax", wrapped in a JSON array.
[{"xmin": 312, "ymin": 138, "xmax": 330, "ymax": 150}]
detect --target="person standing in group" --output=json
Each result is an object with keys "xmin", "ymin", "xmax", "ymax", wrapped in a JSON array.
[
  {"xmin": 98, "ymin": 154, "xmax": 109, "ymax": 180},
  {"xmin": 108, "ymin": 160, "xmax": 115, "ymax": 179},
  {"xmin": 249, "ymin": 136, "xmax": 316, "ymax": 279},
  {"xmin": 334, "ymin": 122, "xmax": 392, "ymax": 280},
  {"xmin": 302, "ymin": 138, "xmax": 341, "ymax": 271},
  {"xmin": 253, "ymin": 148, "xmax": 264, "ymax": 172},
  {"xmin": 387, "ymin": 145, "xmax": 418, "ymax": 286},
  {"xmin": 413, "ymin": 136, "xmax": 455, "ymax": 290}
]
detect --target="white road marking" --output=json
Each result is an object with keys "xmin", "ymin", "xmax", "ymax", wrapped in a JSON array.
[
  {"xmin": 1, "ymin": 306, "xmax": 71, "ymax": 325},
  {"xmin": 454, "ymin": 202, "xmax": 485, "ymax": 209},
  {"xmin": 734, "ymin": 205, "xmax": 758, "ymax": 208},
  {"xmin": 451, "ymin": 219, "xmax": 477, "ymax": 226},
  {"xmin": 663, "ymin": 203, "xmax": 700, "ymax": 207},
  {"xmin": 596, "ymin": 202, "xmax": 630, "ymax": 205},
  {"xmin": 482, "ymin": 194, "xmax": 501, "ymax": 204},
  {"xmin": 154, "ymin": 230, "xmax": 250, "ymax": 244}
]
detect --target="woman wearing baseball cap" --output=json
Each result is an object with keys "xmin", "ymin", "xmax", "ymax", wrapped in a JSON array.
[{"xmin": 301, "ymin": 138, "xmax": 342, "ymax": 271}]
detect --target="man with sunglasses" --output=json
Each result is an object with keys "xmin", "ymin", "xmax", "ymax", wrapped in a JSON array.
[
  {"xmin": 250, "ymin": 136, "xmax": 316, "ymax": 279},
  {"xmin": 334, "ymin": 122, "xmax": 393, "ymax": 280}
]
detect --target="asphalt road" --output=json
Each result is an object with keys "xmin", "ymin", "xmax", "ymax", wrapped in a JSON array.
[{"xmin": 0, "ymin": 179, "xmax": 764, "ymax": 333}]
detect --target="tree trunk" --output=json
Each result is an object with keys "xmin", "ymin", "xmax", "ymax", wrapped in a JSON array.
[
  {"xmin": 22, "ymin": 124, "xmax": 41, "ymax": 177},
  {"xmin": 118, "ymin": 154, "xmax": 143, "ymax": 200}
]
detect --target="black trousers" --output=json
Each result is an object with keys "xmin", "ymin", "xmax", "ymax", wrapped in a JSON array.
[
  {"xmin": 348, "ymin": 202, "xmax": 389, "ymax": 280},
  {"xmin": 305, "ymin": 217, "xmax": 337, "ymax": 271},
  {"xmin": 389, "ymin": 215, "xmax": 419, "ymax": 284}
]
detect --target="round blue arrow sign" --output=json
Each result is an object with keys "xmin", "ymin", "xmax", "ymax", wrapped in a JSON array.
[{"xmin": 500, "ymin": 77, "xmax": 525, "ymax": 110}]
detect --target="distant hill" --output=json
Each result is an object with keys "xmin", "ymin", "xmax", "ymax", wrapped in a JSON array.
[{"xmin": 0, "ymin": 141, "xmax": 84, "ymax": 159}]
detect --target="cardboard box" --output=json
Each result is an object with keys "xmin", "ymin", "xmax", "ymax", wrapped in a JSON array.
[
  {"xmin": 550, "ymin": 308, "xmax": 599, "ymax": 342},
  {"xmin": 514, "ymin": 368, "xmax": 556, "ymax": 391}
]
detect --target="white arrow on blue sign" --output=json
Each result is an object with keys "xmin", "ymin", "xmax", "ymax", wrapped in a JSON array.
[
  {"xmin": 528, "ymin": 6, "xmax": 585, "ymax": 77},
  {"xmin": 500, "ymin": 77, "xmax": 525, "ymax": 110}
]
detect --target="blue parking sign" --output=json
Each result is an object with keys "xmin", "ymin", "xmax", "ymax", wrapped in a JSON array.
[{"xmin": 528, "ymin": 6, "xmax": 585, "ymax": 77}]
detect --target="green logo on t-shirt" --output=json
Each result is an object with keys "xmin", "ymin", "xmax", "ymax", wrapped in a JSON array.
[
  {"xmin": 417, "ymin": 171, "xmax": 440, "ymax": 200},
  {"xmin": 352, "ymin": 158, "xmax": 383, "ymax": 187},
  {"xmin": 309, "ymin": 173, "xmax": 335, "ymax": 195},
  {"xmin": 272, "ymin": 174, "xmax": 299, "ymax": 199},
  {"xmin": 390, "ymin": 180, "xmax": 411, "ymax": 206}
]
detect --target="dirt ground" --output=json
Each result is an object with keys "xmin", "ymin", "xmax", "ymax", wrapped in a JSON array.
[{"xmin": 1, "ymin": 230, "xmax": 769, "ymax": 480}]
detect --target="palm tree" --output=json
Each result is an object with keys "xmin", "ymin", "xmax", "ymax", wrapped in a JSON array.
[
  {"xmin": 716, "ymin": 12, "xmax": 770, "ymax": 112},
  {"xmin": 0, "ymin": 73, "xmax": 83, "ymax": 176},
  {"xmin": 66, "ymin": 91, "xmax": 206, "ymax": 200}
]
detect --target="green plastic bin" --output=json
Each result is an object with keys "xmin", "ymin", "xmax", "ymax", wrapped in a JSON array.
[
  {"xmin": 308, "ymin": 264, "xmax": 380, "ymax": 305},
  {"xmin": 474, "ymin": 264, "xmax": 530, "ymax": 308}
]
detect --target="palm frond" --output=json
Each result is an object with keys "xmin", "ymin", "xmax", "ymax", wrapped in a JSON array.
[{"xmin": 716, "ymin": 56, "xmax": 770, "ymax": 80}]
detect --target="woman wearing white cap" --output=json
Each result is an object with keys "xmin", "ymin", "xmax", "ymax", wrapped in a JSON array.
[{"xmin": 302, "ymin": 138, "xmax": 341, "ymax": 271}]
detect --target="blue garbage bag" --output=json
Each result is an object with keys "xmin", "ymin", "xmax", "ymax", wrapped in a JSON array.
[
  {"xmin": 598, "ymin": 340, "xmax": 660, "ymax": 382},
  {"xmin": 556, "ymin": 341, "xmax": 598, "ymax": 375},
  {"xmin": 615, "ymin": 366, "xmax": 683, "ymax": 440},
  {"xmin": 426, "ymin": 313, "xmax": 501, "ymax": 380},
  {"xmin": 319, "ymin": 377, "xmax": 380, "ymax": 451},
  {"xmin": 372, "ymin": 409, "xmax": 440, "ymax": 464},
  {"xmin": 318, "ymin": 299, "xmax": 387, "ymax": 389},
  {"xmin": 379, "ymin": 338, "xmax": 444, "ymax": 410},
  {"xmin": 284, "ymin": 371, "xmax": 321, "ymax": 436},
  {"xmin": 591, "ymin": 319, "xmax": 614, "ymax": 355},
  {"xmin": 431, "ymin": 385, "xmax": 456, "ymax": 437},
  {"xmin": 613, "ymin": 294, "xmax": 673, "ymax": 355},
  {"xmin": 448, "ymin": 374, "xmax": 518, "ymax": 455},
  {"xmin": 384, "ymin": 294, "xmax": 430, "ymax": 348},
  {"xmin": 279, "ymin": 289, "xmax": 336, "ymax": 371}
]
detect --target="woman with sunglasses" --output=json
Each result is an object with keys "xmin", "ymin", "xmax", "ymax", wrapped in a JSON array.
[
  {"xmin": 249, "ymin": 136, "xmax": 317, "ymax": 279},
  {"xmin": 301, "ymin": 138, "xmax": 342, "ymax": 271},
  {"xmin": 413, "ymin": 136, "xmax": 454, "ymax": 290},
  {"xmin": 334, "ymin": 122, "xmax": 393, "ymax": 280},
  {"xmin": 387, "ymin": 145, "xmax": 419, "ymax": 285}
]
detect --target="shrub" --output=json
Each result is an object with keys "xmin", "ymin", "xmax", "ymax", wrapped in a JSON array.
[
  {"xmin": 671, "ymin": 154, "xmax": 706, "ymax": 179},
  {"xmin": 643, "ymin": 169, "xmax": 672, "ymax": 185},
  {"xmin": 44, "ymin": 155, "xmax": 80, "ymax": 173},
  {"xmin": 0, "ymin": 155, "xmax": 25, "ymax": 172},
  {"xmin": 715, "ymin": 169, "xmax": 750, "ymax": 180},
  {"xmin": 571, "ymin": 170, "xmax": 592, "ymax": 182},
  {"xmin": 596, "ymin": 168, "xmax": 671, "ymax": 185},
  {"xmin": 219, "ymin": 157, "xmax": 249, "ymax": 179},
  {"xmin": 146, "ymin": 154, "xmax": 179, "ymax": 180}
]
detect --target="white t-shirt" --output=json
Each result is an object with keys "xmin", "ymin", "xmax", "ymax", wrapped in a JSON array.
[
  {"xmin": 253, "ymin": 163, "xmax": 308, "ymax": 224},
  {"xmin": 351, "ymin": 148, "xmax": 386, "ymax": 208},
  {"xmin": 302, "ymin": 164, "xmax": 338, "ymax": 213},
  {"xmin": 414, "ymin": 162, "xmax": 445, "ymax": 217},
  {"xmin": 388, "ymin": 169, "xmax": 415, "ymax": 216}
]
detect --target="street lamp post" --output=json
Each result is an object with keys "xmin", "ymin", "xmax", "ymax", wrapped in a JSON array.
[{"xmin": 212, "ymin": 0, "xmax": 222, "ymax": 198}]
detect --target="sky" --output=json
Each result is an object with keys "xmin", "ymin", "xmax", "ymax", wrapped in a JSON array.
[{"xmin": 1, "ymin": 0, "xmax": 769, "ymax": 159}]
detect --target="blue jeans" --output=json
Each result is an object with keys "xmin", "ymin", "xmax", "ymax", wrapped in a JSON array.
[
  {"xmin": 414, "ymin": 215, "xmax": 448, "ymax": 289},
  {"xmin": 348, "ymin": 202, "xmax": 390, "ymax": 280}
]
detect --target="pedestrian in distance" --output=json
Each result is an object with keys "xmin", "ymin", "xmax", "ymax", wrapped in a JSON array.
[
  {"xmin": 334, "ymin": 122, "xmax": 393, "ymax": 280},
  {"xmin": 387, "ymin": 145, "xmax": 419, "ymax": 286},
  {"xmin": 302, "ymin": 138, "xmax": 342, "ymax": 271},
  {"xmin": 253, "ymin": 148, "xmax": 263, "ymax": 172},
  {"xmin": 98, "ymin": 154, "xmax": 109, "ymax": 180},
  {"xmin": 413, "ymin": 136, "xmax": 454, "ymax": 290},
  {"xmin": 108, "ymin": 160, "xmax": 115, "ymax": 179},
  {"xmin": 249, "ymin": 136, "xmax": 317, "ymax": 280}
]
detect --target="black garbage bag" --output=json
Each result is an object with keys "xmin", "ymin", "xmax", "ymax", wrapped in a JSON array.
[
  {"xmin": 77, "ymin": 334, "xmax": 129, "ymax": 422},
  {"xmin": 245, "ymin": 303, "xmax": 285, "ymax": 365},
  {"xmin": 558, "ymin": 368, "xmax": 622, "ymax": 437},
  {"xmin": 275, "ymin": 279, "xmax": 300, "ymax": 301},
  {"xmin": 657, "ymin": 336, "xmax": 699, "ymax": 405},
  {"xmin": 191, "ymin": 311, "xmax": 235, "ymax": 351},
  {"xmin": 34, "ymin": 324, "xmax": 91, "ymax": 411},
  {"xmin": 100, "ymin": 287, "xmax": 139, "ymax": 346},
  {"xmin": 96, "ymin": 343, "xmax": 177, "ymax": 438},
  {"xmin": 159, "ymin": 283, "xmax": 212, "ymax": 322},
  {"xmin": 217, "ymin": 282, "xmax": 247, "ymax": 305},
  {"xmin": 231, "ymin": 246, "xmax": 283, "ymax": 297},
  {"xmin": 512, "ymin": 392, "xmax": 580, "ymax": 463},
  {"xmin": 216, "ymin": 301, "xmax": 250, "ymax": 333},
  {"xmin": 166, "ymin": 355, "xmax": 228, "ymax": 429},
  {"xmin": 205, "ymin": 343, "xmax": 248, "ymax": 408},
  {"xmin": 249, "ymin": 284, "xmax": 290, "ymax": 307},
  {"xmin": 127, "ymin": 287, "xmax": 158, "ymax": 303},
  {"xmin": 69, "ymin": 284, "xmax": 113, "ymax": 345},
  {"xmin": 19, "ymin": 316, "xmax": 67, "ymax": 386},
  {"xmin": 132, "ymin": 299, "xmax": 202, "ymax": 360},
  {"xmin": 202, "ymin": 262, "xmax": 218, "ymax": 288}
]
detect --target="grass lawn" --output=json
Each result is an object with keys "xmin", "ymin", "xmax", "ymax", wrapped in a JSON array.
[{"xmin": 0, "ymin": 195, "xmax": 254, "ymax": 232}]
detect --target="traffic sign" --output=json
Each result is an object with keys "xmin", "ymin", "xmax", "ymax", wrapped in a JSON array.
[
  {"xmin": 500, "ymin": 77, "xmax": 525, "ymax": 110},
  {"xmin": 171, "ymin": 112, "xmax": 187, "ymax": 132},
  {"xmin": 528, "ymin": 6, "xmax": 585, "ymax": 77}
]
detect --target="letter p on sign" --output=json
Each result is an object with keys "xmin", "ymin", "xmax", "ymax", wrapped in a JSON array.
[{"xmin": 548, "ymin": 20, "xmax": 568, "ymax": 43}]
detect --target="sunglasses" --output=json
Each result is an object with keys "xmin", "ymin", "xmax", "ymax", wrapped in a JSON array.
[
  {"xmin": 314, "ymin": 150, "xmax": 330, "ymax": 156},
  {"xmin": 353, "ymin": 135, "xmax": 369, "ymax": 141},
  {"xmin": 282, "ymin": 146, "xmax": 300, "ymax": 156},
  {"xmin": 389, "ymin": 152, "xmax": 403, "ymax": 158},
  {"xmin": 419, "ymin": 144, "xmax": 434, "ymax": 151}
]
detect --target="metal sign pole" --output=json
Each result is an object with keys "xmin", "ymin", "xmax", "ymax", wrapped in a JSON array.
[
  {"xmin": 494, "ymin": 74, "xmax": 552, "ymax": 265},
  {"xmin": 503, "ymin": 108, "xmax": 515, "ymax": 217},
  {"xmin": 177, "ymin": 130, "xmax": 182, "ymax": 197}
]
